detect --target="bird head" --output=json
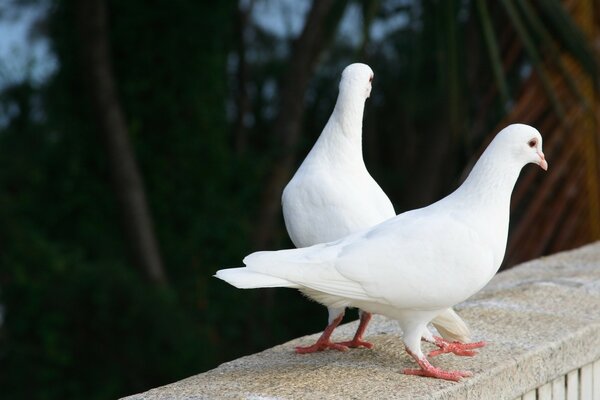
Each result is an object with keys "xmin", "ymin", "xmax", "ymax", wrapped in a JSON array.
[
  {"xmin": 339, "ymin": 63, "xmax": 374, "ymax": 100},
  {"xmin": 494, "ymin": 123, "xmax": 548, "ymax": 171}
]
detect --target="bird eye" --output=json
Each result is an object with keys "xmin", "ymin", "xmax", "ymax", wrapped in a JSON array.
[
  {"xmin": 528, "ymin": 139, "xmax": 537, "ymax": 148},
  {"xmin": 369, "ymin": 75, "xmax": 373, "ymax": 83}
]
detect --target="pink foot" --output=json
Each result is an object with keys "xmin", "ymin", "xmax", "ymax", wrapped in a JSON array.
[
  {"xmin": 295, "ymin": 340, "xmax": 348, "ymax": 354},
  {"xmin": 295, "ymin": 313, "xmax": 347, "ymax": 354},
  {"xmin": 428, "ymin": 336, "xmax": 486, "ymax": 357},
  {"xmin": 404, "ymin": 366, "xmax": 472, "ymax": 381},
  {"xmin": 404, "ymin": 348, "xmax": 472, "ymax": 382},
  {"xmin": 334, "ymin": 311, "xmax": 374, "ymax": 349},
  {"xmin": 334, "ymin": 339, "xmax": 374, "ymax": 349}
]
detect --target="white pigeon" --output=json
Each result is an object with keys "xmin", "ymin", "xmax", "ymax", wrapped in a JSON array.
[
  {"xmin": 281, "ymin": 63, "xmax": 475, "ymax": 354},
  {"xmin": 217, "ymin": 123, "xmax": 547, "ymax": 380}
]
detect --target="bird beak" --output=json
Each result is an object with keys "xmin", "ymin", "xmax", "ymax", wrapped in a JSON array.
[{"xmin": 537, "ymin": 151, "xmax": 548, "ymax": 171}]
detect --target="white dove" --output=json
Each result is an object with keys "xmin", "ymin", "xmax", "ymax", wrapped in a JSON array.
[
  {"xmin": 217, "ymin": 123, "xmax": 547, "ymax": 380},
  {"xmin": 282, "ymin": 63, "xmax": 476, "ymax": 355}
]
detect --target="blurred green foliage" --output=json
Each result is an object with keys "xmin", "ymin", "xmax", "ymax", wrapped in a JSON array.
[{"xmin": 0, "ymin": 0, "xmax": 256, "ymax": 398}]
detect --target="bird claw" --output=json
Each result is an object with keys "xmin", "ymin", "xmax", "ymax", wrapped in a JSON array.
[
  {"xmin": 295, "ymin": 340, "xmax": 349, "ymax": 354},
  {"xmin": 428, "ymin": 348, "xmax": 476, "ymax": 357},
  {"xmin": 404, "ymin": 367, "xmax": 472, "ymax": 381},
  {"xmin": 334, "ymin": 339, "xmax": 374, "ymax": 349},
  {"xmin": 404, "ymin": 346, "xmax": 474, "ymax": 381},
  {"xmin": 428, "ymin": 337, "xmax": 486, "ymax": 358}
]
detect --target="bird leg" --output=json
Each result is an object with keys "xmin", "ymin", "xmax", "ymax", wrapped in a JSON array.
[
  {"xmin": 295, "ymin": 313, "xmax": 348, "ymax": 354},
  {"xmin": 403, "ymin": 348, "xmax": 473, "ymax": 382},
  {"xmin": 334, "ymin": 311, "xmax": 374, "ymax": 349},
  {"xmin": 426, "ymin": 336, "xmax": 486, "ymax": 357}
]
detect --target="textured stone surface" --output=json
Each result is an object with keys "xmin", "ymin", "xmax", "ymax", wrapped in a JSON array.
[{"xmin": 123, "ymin": 242, "xmax": 600, "ymax": 400}]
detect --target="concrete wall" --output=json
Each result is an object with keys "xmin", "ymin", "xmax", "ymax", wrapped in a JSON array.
[
  {"xmin": 517, "ymin": 361, "xmax": 600, "ymax": 400},
  {"xmin": 123, "ymin": 242, "xmax": 600, "ymax": 400}
]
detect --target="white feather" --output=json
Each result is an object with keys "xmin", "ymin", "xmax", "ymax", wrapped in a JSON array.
[{"xmin": 214, "ymin": 268, "xmax": 299, "ymax": 289}]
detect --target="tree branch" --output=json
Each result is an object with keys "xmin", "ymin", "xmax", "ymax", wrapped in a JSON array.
[{"xmin": 75, "ymin": 0, "xmax": 167, "ymax": 285}]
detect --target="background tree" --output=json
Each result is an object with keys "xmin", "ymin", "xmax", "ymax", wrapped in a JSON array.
[
  {"xmin": 75, "ymin": 0, "xmax": 167, "ymax": 285},
  {"xmin": 0, "ymin": 0, "xmax": 236, "ymax": 398}
]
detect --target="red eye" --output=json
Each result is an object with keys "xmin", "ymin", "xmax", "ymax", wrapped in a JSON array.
[{"xmin": 528, "ymin": 139, "xmax": 537, "ymax": 148}]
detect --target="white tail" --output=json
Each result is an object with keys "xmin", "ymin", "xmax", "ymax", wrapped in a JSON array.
[
  {"xmin": 214, "ymin": 268, "xmax": 299, "ymax": 289},
  {"xmin": 431, "ymin": 308, "xmax": 471, "ymax": 343}
]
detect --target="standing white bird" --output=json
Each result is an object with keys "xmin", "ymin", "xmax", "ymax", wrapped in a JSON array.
[
  {"xmin": 216, "ymin": 123, "xmax": 548, "ymax": 380},
  {"xmin": 281, "ymin": 63, "xmax": 475, "ymax": 354}
]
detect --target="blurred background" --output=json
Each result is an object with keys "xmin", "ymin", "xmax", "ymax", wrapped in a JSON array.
[{"xmin": 0, "ymin": 0, "xmax": 599, "ymax": 398}]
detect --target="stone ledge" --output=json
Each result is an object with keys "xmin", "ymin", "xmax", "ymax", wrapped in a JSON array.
[{"xmin": 123, "ymin": 242, "xmax": 600, "ymax": 400}]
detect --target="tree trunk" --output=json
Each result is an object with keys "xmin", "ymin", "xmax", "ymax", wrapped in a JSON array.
[
  {"xmin": 252, "ymin": 0, "xmax": 347, "ymax": 250},
  {"xmin": 233, "ymin": 0, "xmax": 253, "ymax": 155},
  {"xmin": 75, "ymin": 0, "xmax": 167, "ymax": 285}
]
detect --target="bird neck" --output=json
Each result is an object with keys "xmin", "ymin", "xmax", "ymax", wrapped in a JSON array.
[
  {"xmin": 453, "ymin": 153, "xmax": 521, "ymax": 213},
  {"xmin": 452, "ymin": 143, "xmax": 522, "ymax": 209},
  {"xmin": 440, "ymin": 145, "xmax": 522, "ymax": 269},
  {"xmin": 312, "ymin": 92, "xmax": 367, "ymax": 166},
  {"xmin": 330, "ymin": 90, "xmax": 367, "ymax": 140}
]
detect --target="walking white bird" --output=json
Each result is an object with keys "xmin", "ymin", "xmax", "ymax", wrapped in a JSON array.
[
  {"xmin": 216, "ymin": 123, "xmax": 548, "ymax": 380},
  {"xmin": 281, "ymin": 63, "xmax": 474, "ymax": 354}
]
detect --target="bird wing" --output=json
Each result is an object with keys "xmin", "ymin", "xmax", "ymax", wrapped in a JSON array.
[
  {"xmin": 332, "ymin": 208, "xmax": 494, "ymax": 309},
  {"xmin": 242, "ymin": 238, "xmax": 379, "ymax": 303},
  {"xmin": 244, "ymin": 206, "xmax": 492, "ymax": 311}
]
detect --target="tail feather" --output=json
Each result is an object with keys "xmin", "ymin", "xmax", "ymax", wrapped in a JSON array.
[
  {"xmin": 431, "ymin": 308, "xmax": 471, "ymax": 343},
  {"xmin": 242, "ymin": 244, "xmax": 330, "ymax": 269},
  {"xmin": 214, "ymin": 267, "xmax": 299, "ymax": 289},
  {"xmin": 217, "ymin": 244, "xmax": 337, "ymax": 291}
]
